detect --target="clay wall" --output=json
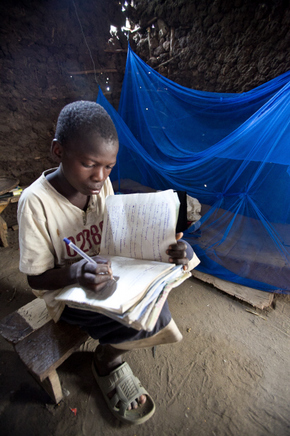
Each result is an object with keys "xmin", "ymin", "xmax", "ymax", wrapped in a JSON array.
[
  {"xmin": 0, "ymin": 0, "xmax": 289, "ymax": 186},
  {"xmin": 128, "ymin": 0, "xmax": 290, "ymax": 92},
  {"xmin": 0, "ymin": 0, "xmax": 127, "ymax": 185}
]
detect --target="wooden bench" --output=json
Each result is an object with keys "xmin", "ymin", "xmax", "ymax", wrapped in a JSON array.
[{"xmin": 0, "ymin": 298, "xmax": 89, "ymax": 403}]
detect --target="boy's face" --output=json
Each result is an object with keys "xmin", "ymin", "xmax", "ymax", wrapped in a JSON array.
[{"xmin": 56, "ymin": 132, "xmax": 118, "ymax": 197}]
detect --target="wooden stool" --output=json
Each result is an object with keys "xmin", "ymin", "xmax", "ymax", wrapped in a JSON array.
[{"xmin": 0, "ymin": 298, "xmax": 89, "ymax": 403}]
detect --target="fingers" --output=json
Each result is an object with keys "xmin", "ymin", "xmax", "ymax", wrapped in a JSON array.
[
  {"xmin": 167, "ymin": 240, "xmax": 187, "ymax": 254},
  {"xmin": 76, "ymin": 259, "xmax": 114, "ymax": 292},
  {"xmin": 84, "ymin": 261, "xmax": 112, "ymax": 275},
  {"xmin": 166, "ymin": 240, "xmax": 189, "ymax": 270},
  {"xmin": 168, "ymin": 255, "xmax": 188, "ymax": 265},
  {"xmin": 84, "ymin": 272, "xmax": 113, "ymax": 292},
  {"xmin": 84, "ymin": 262, "xmax": 112, "ymax": 280},
  {"xmin": 91, "ymin": 255, "xmax": 111, "ymax": 266}
]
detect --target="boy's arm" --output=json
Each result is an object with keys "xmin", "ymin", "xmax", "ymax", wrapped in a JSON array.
[{"xmin": 28, "ymin": 258, "xmax": 113, "ymax": 293}]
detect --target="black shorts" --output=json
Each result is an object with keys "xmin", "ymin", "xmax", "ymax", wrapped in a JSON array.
[{"xmin": 60, "ymin": 300, "xmax": 172, "ymax": 345}]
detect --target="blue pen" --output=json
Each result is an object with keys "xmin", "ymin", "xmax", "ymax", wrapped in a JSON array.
[
  {"xmin": 63, "ymin": 238, "xmax": 97, "ymax": 264},
  {"xmin": 63, "ymin": 238, "xmax": 116, "ymax": 281}
]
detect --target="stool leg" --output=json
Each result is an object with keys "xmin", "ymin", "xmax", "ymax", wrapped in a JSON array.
[
  {"xmin": 42, "ymin": 370, "xmax": 64, "ymax": 404},
  {"xmin": 30, "ymin": 369, "xmax": 64, "ymax": 404}
]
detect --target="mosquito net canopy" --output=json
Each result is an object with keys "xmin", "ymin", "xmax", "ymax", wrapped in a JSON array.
[{"xmin": 97, "ymin": 45, "xmax": 290, "ymax": 293}]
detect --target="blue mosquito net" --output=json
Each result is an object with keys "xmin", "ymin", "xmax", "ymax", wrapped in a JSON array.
[{"xmin": 97, "ymin": 44, "xmax": 290, "ymax": 294}]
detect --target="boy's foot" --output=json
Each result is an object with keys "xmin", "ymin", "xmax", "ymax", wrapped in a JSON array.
[
  {"xmin": 92, "ymin": 344, "xmax": 155, "ymax": 424},
  {"xmin": 93, "ymin": 344, "xmax": 146, "ymax": 409}
]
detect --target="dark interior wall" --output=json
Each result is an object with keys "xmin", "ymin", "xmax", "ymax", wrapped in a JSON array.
[
  {"xmin": 128, "ymin": 0, "xmax": 290, "ymax": 92},
  {"xmin": 0, "ymin": 0, "xmax": 289, "ymax": 187},
  {"xmin": 0, "ymin": 0, "xmax": 127, "ymax": 186}
]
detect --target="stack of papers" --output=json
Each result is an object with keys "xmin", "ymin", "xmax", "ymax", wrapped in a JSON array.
[
  {"xmin": 56, "ymin": 256, "xmax": 192, "ymax": 331},
  {"xmin": 56, "ymin": 190, "xmax": 199, "ymax": 331}
]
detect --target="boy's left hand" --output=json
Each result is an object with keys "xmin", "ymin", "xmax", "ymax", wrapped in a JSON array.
[{"xmin": 166, "ymin": 232, "xmax": 189, "ymax": 270}]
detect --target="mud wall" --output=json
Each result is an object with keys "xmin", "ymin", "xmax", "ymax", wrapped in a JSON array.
[
  {"xmin": 128, "ymin": 0, "xmax": 290, "ymax": 92},
  {"xmin": 0, "ymin": 0, "xmax": 127, "ymax": 186},
  {"xmin": 0, "ymin": 0, "xmax": 289, "ymax": 186}
]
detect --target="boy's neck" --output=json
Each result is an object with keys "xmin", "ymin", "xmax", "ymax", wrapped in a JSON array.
[{"xmin": 46, "ymin": 168, "xmax": 89, "ymax": 211}]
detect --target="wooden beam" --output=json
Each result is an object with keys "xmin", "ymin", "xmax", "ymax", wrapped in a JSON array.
[
  {"xmin": 153, "ymin": 54, "xmax": 179, "ymax": 70},
  {"xmin": 192, "ymin": 270, "xmax": 274, "ymax": 310},
  {"xmin": 170, "ymin": 27, "xmax": 175, "ymax": 58},
  {"xmin": 147, "ymin": 26, "xmax": 152, "ymax": 58},
  {"xmin": 146, "ymin": 17, "xmax": 157, "ymax": 27},
  {"xmin": 68, "ymin": 69, "xmax": 118, "ymax": 75},
  {"xmin": 104, "ymin": 49, "xmax": 127, "ymax": 53}
]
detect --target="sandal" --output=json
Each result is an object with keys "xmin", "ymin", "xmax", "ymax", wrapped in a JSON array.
[{"xmin": 92, "ymin": 360, "xmax": 155, "ymax": 425}]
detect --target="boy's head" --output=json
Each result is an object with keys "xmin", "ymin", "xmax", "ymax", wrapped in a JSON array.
[
  {"xmin": 51, "ymin": 101, "xmax": 119, "ymax": 198},
  {"xmin": 55, "ymin": 100, "xmax": 118, "ymax": 147}
]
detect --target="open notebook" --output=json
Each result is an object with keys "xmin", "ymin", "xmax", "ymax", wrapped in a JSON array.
[{"xmin": 55, "ymin": 190, "xmax": 200, "ymax": 330}]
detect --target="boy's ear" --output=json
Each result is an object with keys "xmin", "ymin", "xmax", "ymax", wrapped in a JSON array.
[{"xmin": 51, "ymin": 139, "xmax": 63, "ymax": 162}]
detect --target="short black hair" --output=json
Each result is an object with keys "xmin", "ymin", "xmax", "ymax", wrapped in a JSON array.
[{"xmin": 55, "ymin": 100, "xmax": 118, "ymax": 146}]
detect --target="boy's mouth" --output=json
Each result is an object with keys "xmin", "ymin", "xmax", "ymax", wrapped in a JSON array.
[{"xmin": 87, "ymin": 184, "xmax": 103, "ymax": 194}]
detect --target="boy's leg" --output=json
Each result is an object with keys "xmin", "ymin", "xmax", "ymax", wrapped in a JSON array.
[
  {"xmin": 93, "ymin": 318, "xmax": 182, "ymax": 409},
  {"xmin": 108, "ymin": 318, "xmax": 182, "ymax": 350},
  {"xmin": 60, "ymin": 300, "xmax": 183, "ymax": 416},
  {"xmin": 93, "ymin": 318, "xmax": 182, "ymax": 376}
]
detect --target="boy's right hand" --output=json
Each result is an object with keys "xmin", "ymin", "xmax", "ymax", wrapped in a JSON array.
[{"xmin": 71, "ymin": 257, "xmax": 113, "ymax": 293}]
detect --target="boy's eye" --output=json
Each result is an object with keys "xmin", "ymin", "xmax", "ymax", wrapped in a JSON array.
[{"xmin": 82, "ymin": 162, "xmax": 114, "ymax": 170}]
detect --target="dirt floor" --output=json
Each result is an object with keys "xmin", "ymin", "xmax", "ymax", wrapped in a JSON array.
[{"xmin": 0, "ymin": 218, "xmax": 290, "ymax": 436}]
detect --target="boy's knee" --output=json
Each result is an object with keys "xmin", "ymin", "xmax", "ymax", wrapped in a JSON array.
[{"xmin": 110, "ymin": 319, "xmax": 183, "ymax": 351}]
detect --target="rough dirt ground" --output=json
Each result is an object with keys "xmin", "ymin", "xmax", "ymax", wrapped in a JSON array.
[{"xmin": 0, "ymin": 212, "xmax": 290, "ymax": 436}]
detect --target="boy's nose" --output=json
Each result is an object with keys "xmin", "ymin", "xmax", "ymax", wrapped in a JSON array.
[{"xmin": 91, "ymin": 166, "xmax": 105, "ymax": 181}]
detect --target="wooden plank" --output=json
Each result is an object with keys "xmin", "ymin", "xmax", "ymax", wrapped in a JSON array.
[
  {"xmin": 192, "ymin": 270, "xmax": 274, "ymax": 310},
  {"xmin": 0, "ymin": 310, "xmax": 33, "ymax": 344},
  {"xmin": 0, "ymin": 195, "xmax": 20, "ymax": 208},
  {"xmin": 18, "ymin": 298, "xmax": 51, "ymax": 330},
  {"xmin": 0, "ymin": 176, "xmax": 19, "ymax": 195},
  {"xmin": 0, "ymin": 204, "xmax": 8, "ymax": 214},
  {"xmin": 0, "ymin": 299, "xmax": 51, "ymax": 344},
  {"xmin": 15, "ymin": 320, "xmax": 89, "ymax": 381}
]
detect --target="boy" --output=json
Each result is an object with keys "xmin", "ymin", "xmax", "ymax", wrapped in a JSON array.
[{"xmin": 17, "ymin": 101, "xmax": 194, "ymax": 425}]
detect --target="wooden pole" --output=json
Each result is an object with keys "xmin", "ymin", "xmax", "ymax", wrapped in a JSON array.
[{"xmin": 68, "ymin": 69, "xmax": 118, "ymax": 75}]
